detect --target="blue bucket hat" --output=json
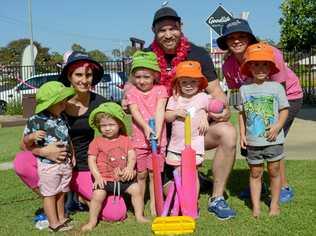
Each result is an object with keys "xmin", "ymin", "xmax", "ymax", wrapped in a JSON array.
[
  {"xmin": 59, "ymin": 51, "xmax": 104, "ymax": 87},
  {"xmin": 216, "ymin": 18, "xmax": 258, "ymax": 50}
]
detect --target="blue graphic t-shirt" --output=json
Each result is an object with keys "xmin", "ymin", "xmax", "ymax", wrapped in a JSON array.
[{"xmin": 240, "ymin": 81, "xmax": 289, "ymax": 146}]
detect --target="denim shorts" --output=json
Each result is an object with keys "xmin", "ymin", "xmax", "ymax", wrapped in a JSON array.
[{"xmin": 246, "ymin": 144, "xmax": 284, "ymax": 165}]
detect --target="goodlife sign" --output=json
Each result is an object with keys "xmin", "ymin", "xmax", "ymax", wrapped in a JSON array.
[{"xmin": 206, "ymin": 5, "xmax": 233, "ymax": 36}]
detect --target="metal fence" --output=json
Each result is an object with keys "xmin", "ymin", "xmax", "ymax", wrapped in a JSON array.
[{"xmin": 0, "ymin": 49, "xmax": 315, "ymax": 114}]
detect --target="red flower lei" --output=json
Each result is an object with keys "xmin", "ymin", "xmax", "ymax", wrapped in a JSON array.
[{"xmin": 151, "ymin": 36, "xmax": 190, "ymax": 95}]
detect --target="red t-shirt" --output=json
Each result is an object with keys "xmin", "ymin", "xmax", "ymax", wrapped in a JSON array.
[{"xmin": 88, "ymin": 135, "xmax": 133, "ymax": 181}]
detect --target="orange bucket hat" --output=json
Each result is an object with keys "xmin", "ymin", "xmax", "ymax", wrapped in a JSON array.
[
  {"xmin": 241, "ymin": 42, "xmax": 279, "ymax": 77},
  {"xmin": 172, "ymin": 61, "xmax": 209, "ymax": 89}
]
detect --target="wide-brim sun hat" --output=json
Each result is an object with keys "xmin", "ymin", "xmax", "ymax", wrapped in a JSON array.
[
  {"xmin": 172, "ymin": 60, "xmax": 209, "ymax": 89},
  {"xmin": 240, "ymin": 42, "xmax": 280, "ymax": 77},
  {"xmin": 59, "ymin": 51, "xmax": 104, "ymax": 87},
  {"xmin": 89, "ymin": 102, "xmax": 129, "ymax": 135},
  {"xmin": 131, "ymin": 51, "xmax": 161, "ymax": 73},
  {"xmin": 152, "ymin": 6, "xmax": 181, "ymax": 28},
  {"xmin": 216, "ymin": 18, "xmax": 258, "ymax": 50},
  {"xmin": 35, "ymin": 81, "xmax": 75, "ymax": 114}
]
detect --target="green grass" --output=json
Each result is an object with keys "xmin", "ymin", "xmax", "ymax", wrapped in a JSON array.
[
  {"xmin": 0, "ymin": 126, "xmax": 24, "ymax": 163},
  {"xmin": 1, "ymin": 160, "xmax": 315, "ymax": 235}
]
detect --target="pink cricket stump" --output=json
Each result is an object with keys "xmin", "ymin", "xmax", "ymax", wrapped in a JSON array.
[{"xmin": 161, "ymin": 182, "xmax": 175, "ymax": 216}]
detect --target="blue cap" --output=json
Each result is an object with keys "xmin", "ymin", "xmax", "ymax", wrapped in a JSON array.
[
  {"xmin": 216, "ymin": 18, "xmax": 258, "ymax": 50},
  {"xmin": 59, "ymin": 51, "xmax": 104, "ymax": 86}
]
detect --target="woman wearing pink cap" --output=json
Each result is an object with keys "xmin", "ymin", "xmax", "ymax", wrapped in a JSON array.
[{"xmin": 217, "ymin": 18, "xmax": 303, "ymax": 203}]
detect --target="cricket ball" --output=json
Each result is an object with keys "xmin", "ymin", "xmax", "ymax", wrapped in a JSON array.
[{"xmin": 208, "ymin": 99, "xmax": 224, "ymax": 113}]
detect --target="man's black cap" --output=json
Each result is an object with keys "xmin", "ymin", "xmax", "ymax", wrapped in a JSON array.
[{"xmin": 152, "ymin": 7, "xmax": 181, "ymax": 27}]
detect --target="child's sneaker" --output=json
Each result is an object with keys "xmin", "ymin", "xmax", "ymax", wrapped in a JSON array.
[
  {"xmin": 207, "ymin": 197, "xmax": 236, "ymax": 220},
  {"xmin": 280, "ymin": 186, "xmax": 294, "ymax": 203},
  {"xmin": 35, "ymin": 219, "xmax": 49, "ymax": 230},
  {"xmin": 33, "ymin": 213, "xmax": 47, "ymax": 222}
]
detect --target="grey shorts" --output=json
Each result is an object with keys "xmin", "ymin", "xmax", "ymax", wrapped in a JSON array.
[{"xmin": 246, "ymin": 144, "xmax": 284, "ymax": 165}]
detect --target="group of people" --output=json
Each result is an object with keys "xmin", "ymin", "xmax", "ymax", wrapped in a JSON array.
[{"xmin": 12, "ymin": 6, "xmax": 302, "ymax": 232}]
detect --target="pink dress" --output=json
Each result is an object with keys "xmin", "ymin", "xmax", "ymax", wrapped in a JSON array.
[
  {"xmin": 126, "ymin": 85, "xmax": 168, "ymax": 149},
  {"xmin": 166, "ymin": 92, "xmax": 209, "ymax": 155},
  {"xmin": 223, "ymin": 46, "xmax": 303, "ymax": 101}
]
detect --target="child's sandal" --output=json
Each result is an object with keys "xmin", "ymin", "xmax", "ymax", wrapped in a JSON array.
[
  {"xmin": 61, "ymin": 218, "xmax": 72, "ymax": 225},
  {"xmin": 48, "ymin": 223, "xmax": 73, "ymax": 232}
]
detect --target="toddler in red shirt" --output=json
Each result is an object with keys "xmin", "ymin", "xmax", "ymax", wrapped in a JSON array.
[{"xmin": 81, "ymin": 102, "xmax": 149, "ymax": 231}]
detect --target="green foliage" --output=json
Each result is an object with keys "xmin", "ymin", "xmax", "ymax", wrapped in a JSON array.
[
  {"xmin": 280, "ymin": 0, "xmax": 316, "ymax": 50},
  {"xmin": 5, "ymin": 99, "xmax": 22, "ymax": 115},
  {"xmin": 88, "ymin": 49, "xmax": 108, "ymax": 62},
  {"xmin": 71, "ymin": 43, "xmax": 86, "ymax": 53}
]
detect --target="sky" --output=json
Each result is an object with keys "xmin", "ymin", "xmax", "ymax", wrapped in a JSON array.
[{"xmin": 0, "ymin": 0, "xmax": 283, "ymax": 56}]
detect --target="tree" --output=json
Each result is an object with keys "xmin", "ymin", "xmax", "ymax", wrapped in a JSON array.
[
  {"xmin": 0, "ymin": 39, "xmax": 53, "ymax": 65},
  {"xmin": 71, "ymin": 43, "xmax": 86, "ymax": 53},
  {"xmin": 279, "ymin": 0, "xmax": 316, "ymax": 50},
  {"xmin": 123, "ymin": 45, "xmax": 136, "ymax": 57},
  {"xmin": 112, "ymin": 49, "xmax": 121, "ymax": 59},
  {"xmin": 88, "ymin": 50, "xmax": 108, "ymax": 62}
]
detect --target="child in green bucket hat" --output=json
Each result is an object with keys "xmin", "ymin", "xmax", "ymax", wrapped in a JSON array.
[
  {"xmin": 23, "ymin": 81, "xmax": 75, "ymax": 232},
  {"xmin": 82, "ymin": 102, "xmax": 148, "ymax": 231},
  {"xmin": 124, "ymin": 51, "xmax": 168, "ymax": 216}
]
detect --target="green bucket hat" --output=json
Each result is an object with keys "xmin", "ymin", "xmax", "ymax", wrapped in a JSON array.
[
  {"xmin": 35, "ymin": 81, "xmax": 75, "ymax": 114},
  {"xmin": 89, "ymin": 102, "xmax": 129, "ymax": 135},
  {"xmin": 131, "ymin": 51, "xmax": 160, "ymax": 73}
]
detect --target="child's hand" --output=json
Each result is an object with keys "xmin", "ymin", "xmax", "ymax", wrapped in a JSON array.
[
  {"xmin": 120, "ymin": 167, "xmax": 136, "ymax": 182},
  {"xmin": 198, "ymin": 114, "xmax": 209, "ymax": 135},
  {"xmin": 32, "ymin": 130, "xmax": 46, "ymax": 141},
  {"xmin": 93, "ymin": 176, "xmax": 106, "ymax": 190},
  {"xmin": 144, "ymin": 125, "xmax": 154, "ymax": 141},
  {"xmin": 175, "ymin": 108, "xmax": 187, "ymax": 120},
  {"xmin": 266, "ymin": 124, "xmax": 281, "ymax": 142},
  {"xmin": 240, "ymin": 134, "xmax": 247, "ymax": 149},
  {"xmin": 114, "ymin": 167, "xmax": 123, "ymax": 181}
]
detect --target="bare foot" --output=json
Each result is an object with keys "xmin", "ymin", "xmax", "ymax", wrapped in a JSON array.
[
  {"xmin": 269, "ymin": 207, "xmax": 280, "ymax": 216},
  {"xmin": 150, "ymin": 203, "xmax": 157, "ymax": 217},
  {"xmin": 136, "ymin": 216, "xmax": 150, "ymax": 223},
  {"xmin": 81, "ymin": 222, "xmax": 96, "ymax": 232},
  {"xmin": 252, "ymin": 207, "xmax": 261, "ymax": 218}
]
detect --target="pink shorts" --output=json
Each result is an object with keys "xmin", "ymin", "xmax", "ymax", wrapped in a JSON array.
[
  {"xmin": 135, "ymin": 147, "xmax": 165, "ymax": 172},
  {"xmin": 37, "ymin": 159, "xmax": 72, "ymax": 197}
]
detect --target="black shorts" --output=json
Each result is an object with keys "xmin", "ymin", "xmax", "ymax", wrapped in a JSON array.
[{"xmin": 93, "ymin": 180, "xmax": 135, "ymax": 193}]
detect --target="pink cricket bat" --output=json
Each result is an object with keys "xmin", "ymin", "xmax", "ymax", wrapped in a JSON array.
[{"xmin": 181, "ymin": 114, "xmax": 198, "ymax": 218}]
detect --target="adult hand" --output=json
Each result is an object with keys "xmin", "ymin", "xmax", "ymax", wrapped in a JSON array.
[
  {"xmin": 209, "ymin": 105, "xmax": 231, "ymax": 122},
  {"xmin": 41, "ymin": 141, "xmax": 68, "ymax": 163}
]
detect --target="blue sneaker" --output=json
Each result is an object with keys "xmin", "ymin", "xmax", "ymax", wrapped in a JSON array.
[
  {"xmin": 280, "ymin": 186, "xmax": 294, "ymax": 203},
  {"xmin": 33, "ymin": 213, "xmax": 47, "ymax": 222},
  {"xmin": 208, "ymin": 197, "xmax": 236, "ymax": 220}
]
